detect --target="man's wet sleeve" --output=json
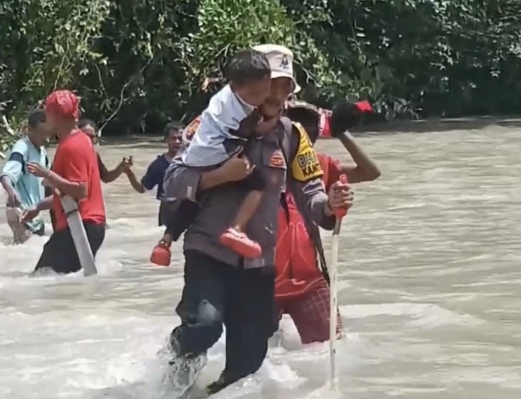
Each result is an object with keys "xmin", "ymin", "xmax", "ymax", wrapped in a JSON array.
[
  {"xmin": 287, "ymin": 125, "xmax": 336, "ymax": 230},
  {"xmin": 289, "ymin": 174, "xmax": 335, "ymax": 230},
  {"xmin": 162, "ymin": 158, "xmax": 201, "ymax": 202}
]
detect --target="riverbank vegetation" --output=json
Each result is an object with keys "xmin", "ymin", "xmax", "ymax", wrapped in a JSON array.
[{"xmin": 1, "ymin": 0, "xmax": 521, "ymax": 151}]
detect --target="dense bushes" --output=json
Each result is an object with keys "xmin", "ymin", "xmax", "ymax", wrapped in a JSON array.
[{"xmin": 1, "ymin": 0, "xmax": 521, "ymax": 147}]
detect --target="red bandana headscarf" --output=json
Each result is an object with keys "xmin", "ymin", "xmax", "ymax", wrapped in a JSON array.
[{"xmin": 44, "ymin": 90, "xmax": 80, "ymax": 120}]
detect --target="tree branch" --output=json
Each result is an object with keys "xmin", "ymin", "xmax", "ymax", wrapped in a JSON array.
[{"xmin": 98, "ymin": 55, "xmax": 157, "ymax": 135}]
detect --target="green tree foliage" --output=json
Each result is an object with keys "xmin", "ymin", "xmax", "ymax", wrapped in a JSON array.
[{"xmin": 1, "ymin": 0, "xmax": 521, "ymax": 151}]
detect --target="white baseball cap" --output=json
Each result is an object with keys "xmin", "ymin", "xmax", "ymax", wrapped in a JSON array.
[{"xmin": 253, "ymin": 44, "xmax": 301, "ymax": 94}]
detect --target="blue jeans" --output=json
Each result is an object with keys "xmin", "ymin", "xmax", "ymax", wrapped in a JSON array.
[{"xmin": 171, "ymin": 250, "xmax": 275, "ymax": 386}]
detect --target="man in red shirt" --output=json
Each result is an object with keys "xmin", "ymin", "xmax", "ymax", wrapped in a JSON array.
[
  {"xmin": 274, "ymin": 101, "xmax": 381, "ymax": 343},
  {"xmin": 23, "ymin": 90, "xmax": 106, "ymax": 274}
]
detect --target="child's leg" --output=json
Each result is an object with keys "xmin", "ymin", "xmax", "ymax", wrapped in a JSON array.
[
  {"xmin": 220, "ymin": 190, "xmax": 263, "ymax": 258},
  {"xmin": 231, "ymin": 190, "xmax": 263, "ymax": 231},
  {"xmin": 150, "ymin": 202, "xmax": 175, "ymax": 267},
  {"xmin": 220, "ymin": 166, "xmax": 266, "ymax": 258},
  {"xmin": 159, "ymin": 203, "xmax": 174, "ymax": 246},
  {"xmin": 150, "ymin": 200, "xmax": 200, "ymax": 266},
  {"xmin": 161, "ymin": 231, "xmax": 173, "ymax": 247}
]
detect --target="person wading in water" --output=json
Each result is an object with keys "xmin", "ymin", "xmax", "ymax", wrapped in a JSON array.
[
  {"xmin": 1, "ymin": 109, "xmax": 49, "ymax": 243},
  {"xmin": 159, "ymin": 44, "xmax": 354, "ymax": 397},
  {"xmin": 273, "ymin": 100, "xmax": 381, "ymax": 343},
  {"xmin": 23, "ymin": 90, "xmax": 106, "ymax": 275},
  {"xmin": 46, "ymin": 118, "xmax": 131, "ymax": 232},
  {"xmin": 79, "ymin": 119, "xmax": 132, "ymax": 184},
  {"xmin": 125, "ymin": 122, "xmax": 184, "ymax": 235}
]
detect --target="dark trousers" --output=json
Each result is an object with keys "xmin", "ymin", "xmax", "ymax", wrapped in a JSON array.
[
  {"xmin": 171, "ymin": 250, "xmax": 275, "ymax": 386},
  {"xmin": 33, "ymin": 222, "xmax": 105, "ymax": 274}
]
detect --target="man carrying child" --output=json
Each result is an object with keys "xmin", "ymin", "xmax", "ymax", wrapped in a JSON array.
[{"xmin": 159, "ymin": 44, "xmax": 353, "ymax": 397}]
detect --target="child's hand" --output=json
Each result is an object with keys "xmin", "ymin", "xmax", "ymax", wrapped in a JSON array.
[
  {"xmin": 255, "ymin": 113, "xmax": 280, "ymax": 135},
  {"xmin": 235, "ymin": 110, "xmax": 262, "ymax": 138}
]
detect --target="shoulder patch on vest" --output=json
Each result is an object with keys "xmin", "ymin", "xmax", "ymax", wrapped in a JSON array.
[
  {"xmin": 290, "ymin": 122, "xmax": 324, "ymax": 182},
  {"xmin": 183, "ymin": 116, "xmax": 202, "ymax": 143},
  {"xmin": 269, "ymin": 149, "xmax": 285, "ymax": 168}
]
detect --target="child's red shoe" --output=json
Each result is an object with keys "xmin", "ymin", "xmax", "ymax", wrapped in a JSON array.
[
  {"xmin": 150, "ymin": 241, "xmax": 171, "ymax": 266},
  {"xmin": 220, "ymin": 228, "xmax": 261, "ymax": 258}
]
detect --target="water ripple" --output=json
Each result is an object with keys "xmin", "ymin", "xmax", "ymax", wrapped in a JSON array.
[{"xmin": 1, "ymin": 126, "xmax": 521, "ymax": 398}]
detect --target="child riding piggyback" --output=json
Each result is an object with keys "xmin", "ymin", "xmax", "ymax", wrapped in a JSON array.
[{"xmin": 150, "ymin": 49, "xmax": 272, "ymax": 266}]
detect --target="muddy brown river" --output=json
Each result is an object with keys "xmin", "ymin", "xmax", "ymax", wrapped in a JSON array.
[{"xmin": 1, "ymin": 123, "xmax": 520, "ymax": 399}]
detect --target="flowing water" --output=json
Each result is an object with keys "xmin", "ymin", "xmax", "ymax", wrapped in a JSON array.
[{"xmin": 1, "ymin": 124, "xmax": 521, "ymax": 399}]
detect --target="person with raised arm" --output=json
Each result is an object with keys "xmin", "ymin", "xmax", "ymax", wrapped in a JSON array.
[
  {"xmin": 158, "ymin": 44, "xmax": 353, "ymax": 397},
  {"xmin": 273, "ymin": 100, "xmax": 380, "ymax": 343}
]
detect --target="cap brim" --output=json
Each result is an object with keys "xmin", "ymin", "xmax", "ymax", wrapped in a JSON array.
[{"xmin": 271, "ymin": 71, "xmax": 300, "ymax": 94}]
